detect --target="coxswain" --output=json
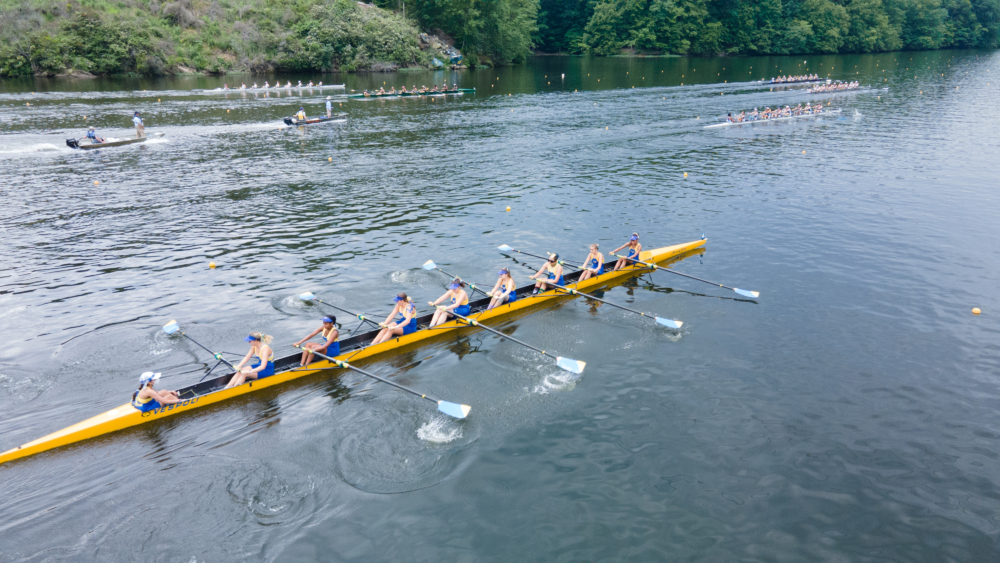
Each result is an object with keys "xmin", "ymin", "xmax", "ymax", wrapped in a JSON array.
[
  {"xmin": 429, "ymin": 279, "xmax": 470, "ymax": 327},
  {"xmin": 363, "ymin": 90, "xmax": 370, "ymax": 97},
  {"xmin": 530, "ymin": 254, "xmax": 564, "ymax": 294},
  {"xmin": 294, "ymin": 316, "xmax": 340, "ymax": 366},
  {"xmin": 131, "ymin": 371, "xmax": 180, "ymax": 413},
  {"xmin": 132, "ymin": 111, "xmax": 145, "ymax": 138},
  {"xmin": 325, "ymin": 96, "xmax": 333, "ymax": 117},
  {"xmin": 612, "ymin": 233, "xmax": 642, "ymax": 271},
  {"xmin": 578, "ymin": 244, "xmax": 604, "ymax": 282},
  {"xmin": 487, "ymin": 268, "xmax": 517, "ymax": 309},
  {"xmin": 372, "ymin": 293, "xmax": 419, "ymax": 344},
  {"xmin": 85, "ymin": 126, "xmax": 104, "ymax": 144},
  {"xmin": 226, "ymin": 332, "xmax": 275, "ymax": 388},
  {"xmin": 295, "ymin": 107, "xmax": 307, "ymax": 121}
]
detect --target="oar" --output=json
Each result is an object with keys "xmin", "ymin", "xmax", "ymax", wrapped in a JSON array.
[
  {"xmin": 432, "ymin": 306, "xmax": 586, "ymax": 374},
  {"xmin": 162, "ymin": 320, "xmax": 239, "ymax": 376},
  {"xmin": 496, "ymin": 245, "xmax": 583, "ymax": 270},
  {"xmin": 422, "ymin": 261, "xmax": 491, "ymax": 297},
  {"xmin": 292, "ymin": 344, "xmax": 471, "ymax": 419},
  {"xmin": 506, "ymin": 263, "xmax": 683, "ymax": 329},
  {"xmin": 610, "ymin": 253, "xmax": 759, "ymax": 298},
  {"xmin": 298, "ymin": 292, "xmax": 384, "ymax": 330}
]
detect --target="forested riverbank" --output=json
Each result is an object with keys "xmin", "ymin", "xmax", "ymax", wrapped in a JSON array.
[{"xmin": 1, "ymin": 0, "xmax": 997, "ymax": 77}]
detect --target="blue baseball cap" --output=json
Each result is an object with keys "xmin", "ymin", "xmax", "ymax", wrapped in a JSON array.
[
  {"xmin": 322, "ymin": 316, "xmax": 334, "ymax": 323},
  {"xmin": 244, "ymin": 334, "xmax": 260, "ymax": 342},
  {"xmin": 449, "ymin": 282, "xmax": 461, "ymax": 289},
  {"xmin": 498, "ymin": 268, "xmax": 509, "ymax": 275},
  {"xmin": 630, "ymin": 233, "xmax": 639, "ymax": 241}
]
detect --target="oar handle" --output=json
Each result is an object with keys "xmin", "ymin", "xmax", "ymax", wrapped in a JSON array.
[
  {"xmin": 504, "ymin": 248, "xmax": 582, "ymax": 271},
  {"xmin": 434, "ymin": 306, "xmax": 555, "ymax": 359},
  {"xmin": 293, "ymin": 345, "xmax": 438, "ymax": 403}
]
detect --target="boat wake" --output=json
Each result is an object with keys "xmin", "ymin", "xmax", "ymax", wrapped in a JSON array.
[
  {"xmin": 0, "ymin": 143, "xmax": 64, "ymax": 155},
  {"xmin": 416, "ymin": 415, "xmax": 463, "ymax": 443}
]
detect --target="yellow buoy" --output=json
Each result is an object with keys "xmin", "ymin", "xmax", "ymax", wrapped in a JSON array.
[
  {"xmin": 328, "ymin": 157, "xmax": 332, "ymax": 162},
  {"xmin": 227, "ymin": 109, "xmax": 230, "ymax": 113},
  {"xmin": 802, "ymin": 151, "xmax": 806, "ymax": 154},
  {"xmin": 683, "ymin": 172, "xmax": 688, "ymax": 178},
  {"xmin": 158, "ymin": 99, "xmax": 161, "ymax": 102},
  {"xmin": 26, "ymin": 103, "xmax": 30, "ymax": 106},
  {"xmin": 209, "ymin": 262, "xmax": 216, "ymax": 269},
  {"xmin": 506, "ymin": 206, "xmax": 511, "ymax": 212},
  {"xmin": 972, "ymin": 308, "xmax": 981, "ymax": 315},
  {"xmin": 605, "ymin": 127, "xmax": 608, "ymax": 130}
]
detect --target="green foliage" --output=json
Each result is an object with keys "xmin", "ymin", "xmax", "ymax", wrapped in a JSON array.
[{"xmin": 407, "ymin": 0, "xmax": 538, "ymax": 64}]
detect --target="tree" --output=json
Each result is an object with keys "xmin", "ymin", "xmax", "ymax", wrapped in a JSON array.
[{"xmin": 844, "ymin": 0, "xmax": 902, "ymax": 52}]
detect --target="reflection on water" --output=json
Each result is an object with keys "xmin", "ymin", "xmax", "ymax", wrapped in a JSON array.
[{"xmin": 1, "ymin": 50, "xmax": 1000, "ymax": 561}]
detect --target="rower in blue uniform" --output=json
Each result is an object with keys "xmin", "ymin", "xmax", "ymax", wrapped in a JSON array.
[
  {"xmin": 85, "ymin": 126, "xmax": 105, "ymax": 143},
  {"xmin": 612, "ymin": 233, "xmax": 642, "ymax": 271},
  {"xmin": 429, "ymin": 279, "xmax": 470, "ymax": 327},
  {"xmin": 531, "ymin": 254, "xmax": 564, "ymax": 294},
  {"xmin": 295, "ymin": 316, "xmax": 340, "ymax": 365},
  {"xmin": 131, "ymin": 371, "xmax": 180, "ymax": 412},
  {"xmin": 226, "ymin": 332, "xmax": 275, "ymax": 388},
  {"xmin": 372, "ymin": 293, "xmax": 418, "ymax": 344},
  {"xmin": 487, "ymin": 268, "xmax": 517, "ymax": 309},
  {"xmin": 578, "ymin": 243, "xmax": 604, "ymax": 281}
]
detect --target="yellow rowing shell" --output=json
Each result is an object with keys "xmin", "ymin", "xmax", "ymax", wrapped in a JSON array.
[{"xmin": 0, "ymin": 238, "xmax": 705, "ymax": 466}]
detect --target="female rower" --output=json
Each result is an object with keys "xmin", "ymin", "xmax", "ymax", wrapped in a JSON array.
[
  {"xmin": 294, "ymin": 316, "xmax": 340, "ymax": 366},
  {"xmin": 131, "ymin": 371, "xmax": 180, "ymax": 413},
  {"xmin": 578, "ymin": 244, "xmax": 604, "ymax": 282},
  {"xmin": 429, "ymin": 279, "xmax": 470, "ymax": 327},
  {"xmin": 372, "ymin": 293, "xmax": 418, "ymax": 345},
  {"xmin": 531, "ymin": 254, "xmax": 564, "ymax": 294},
  {"xmin": 226, "ymin": 332, "xmax": 274, "ymax": 388},
  {"xmin": 487, "ymin": 268, "xmax": 517, "ymax": 309},
  {"xmin": 612, "ymin": 233, "xmax": 642, "ymax": 271}
]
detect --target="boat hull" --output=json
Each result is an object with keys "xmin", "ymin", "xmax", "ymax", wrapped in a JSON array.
[
  {"xmin": 0, "ymin": 238, "xmax": 705, "ymax": 466},
  {"xmin": 283, "ymin": 114, "xmax": 347, "ymax": 126},
  {"xmin": 348, "ymin": 88, "xmax": 475, "ymax": 99}
]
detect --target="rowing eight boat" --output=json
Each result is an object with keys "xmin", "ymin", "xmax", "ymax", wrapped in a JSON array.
[
  {"xmin": 704, "ymin": 109, "xmax": 842, "ymax": 129},
  {"xmin": 348, "ymin": 88, "xmax": 476, "ymax": 99},
  {"xmin": 195, "ymin": 84, "xmax": 346, "ymax": 93},
  {"xmin": 0, "ymin": 238, "xmax": 705, "ymax": 466}
]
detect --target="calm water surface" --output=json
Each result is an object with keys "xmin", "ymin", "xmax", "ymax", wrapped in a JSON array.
[{"xmin": 1, "ymin": 51, "xmax": 999, "ymax": 561}]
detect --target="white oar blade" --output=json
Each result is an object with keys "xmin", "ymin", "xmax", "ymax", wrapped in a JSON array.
[
  {"xmin": 497, "ymin": 244, "xmax": 513, "ymax": 252},
  {"xmin": 556, "ymin": 357, "xmax": 586, "ymax": 374},
  {"xmin": 162, "ymin": 320, "xmax": 180, "ymax": 335},
  {"xmin": 437, "ymin": 401, "xmax": 472, "ymax": 419},
  {"xmin": 655, "ymin": 317, "xmax": 683, "ymax": 329},
  {"xmin": 422, "ymin": 260, "xmax": 437, "ymax": 270},
  {"xmin": 298, "ymin": 292, "xmax": 316, "ymax": 302},
  {"xmin": 734, "ymin": 288, "xmax": 760, "ymax": 299}
]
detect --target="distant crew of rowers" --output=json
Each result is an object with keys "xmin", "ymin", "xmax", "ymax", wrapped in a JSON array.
[
  {"xmin": 770, "ymin": 74, "xmax": 820, "ymax": 84},
  {"xmin": 807, "ymin": 80, "xmax": 860, "ymax": 93},
  {"xmin": 726, "ymin": 102, "xmax": 830, "ymax": 123},
  {"xmin": 361, "ymin": 84, "xmax": 460, "ymax": 97},
  {"xmin": 133, "ymin": 232, "xmax": 650, "ymax": 401},
  {"xmin": 239, "ymin": 80, "xmax": 327, "ymax": 90}
]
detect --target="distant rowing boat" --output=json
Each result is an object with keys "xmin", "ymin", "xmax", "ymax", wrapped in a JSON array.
[
  {"xmin": 66, "ymin": 132, "xmax": 164, "ymax": 149},
  {"xmin": 704, "ymin": 109, "xmax": 842, "ymax": 129},
  {"xmin": 0, "ymin": 239, "xmax": 705, "ymax": 466},
  {"xmin": 348, "ymin": 88, "xmax": 476, "ymax": 99},
  {"xmin": 195, "ymin": 84, "xmax": 346, "ymax": 93},
  {"xmin": 284, "ymin": 113, "xmax": 347, "ymax": 126}
]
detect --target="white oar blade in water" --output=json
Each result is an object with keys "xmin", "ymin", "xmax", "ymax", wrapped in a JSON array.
[
  {"xmin": 437, "ymin": 401, "xmax": 472, "ymax": 419},
  {"xmin": 655, "ymin": 317, "xmax": 684, "ymax": 329},
  {"xmin": 497, "ymin": 244, "xmax": 513, "ymax": 252},
  {"xmin": 298, "ymin": 292, "xmax": 316, "ymax": 302},
  {"xmin": 556, "ymin": 357, "xmax": 586, "ymax": 374},
  {"xmin": 422, "ymin": 260, "xmax": 437, "ymax": 270},
  {"xmin": 734, "ymin": 288, "xmax": 760, "ymax": 298},
  {"xmin": 162, "ymin": 320, "xmax": 180, "ymax": 335}
]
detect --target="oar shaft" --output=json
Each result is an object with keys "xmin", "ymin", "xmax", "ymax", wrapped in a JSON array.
[
  {"xmin": 502, "ymin": 248, "xmax": 581, "ymax": 270},
  {"xmin": 295, "ymin": 345, "xmax": 439, "ymax": 404},
  {"xmin": 181, "ymin": 333, "xmax": 238, "ymax": 370},
  {"xmin": 438, "ymin": 307, "xmax": 555, "ymax": 359},
  {"xmin": 433, "ymin": 267, "xmax": 491, "ymax": 297},
  {"xmin": 509, "ymin": 262, "xmax": 658, "ymax": 319},
  {"xmin": 610, "ymin": 253, "xmax": 737, "ymax": 291},
  {"xmin": 314, "ymin": 297, "xmax": 383, "ymax": 328}
]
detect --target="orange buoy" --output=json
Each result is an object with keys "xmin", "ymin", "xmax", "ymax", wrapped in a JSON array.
[
  {"xmin": 209, "ymin": 262, "xmax": 216, "ymax": 269},
  {"xmin": 972, "ymin": 308, "xmax": 981, "ymax": 315}
]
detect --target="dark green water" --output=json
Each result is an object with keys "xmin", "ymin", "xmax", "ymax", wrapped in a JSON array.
[{"xmin": 1, "ymin": 50, "xmax": 999, "ymax": 561}]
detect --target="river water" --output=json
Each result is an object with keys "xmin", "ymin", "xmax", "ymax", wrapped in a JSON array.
[{"xmin": 1, "ymin": 50, "xmax": 998, "ymax": 561}]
